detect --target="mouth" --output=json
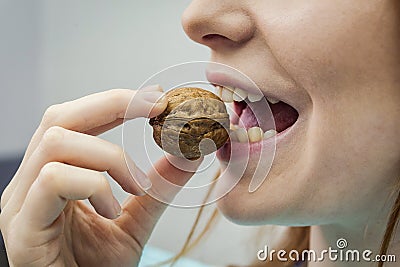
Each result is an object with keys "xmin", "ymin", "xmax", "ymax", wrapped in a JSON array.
[
  {"xmin": 215, "ymin": 84, "xmax": 299, "ymax": 142},
  {"xmin": 208, "ymin": 77, "xmax": 299, "ymax": 161}
]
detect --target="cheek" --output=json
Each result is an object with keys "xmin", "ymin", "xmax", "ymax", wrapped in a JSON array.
[
  {"xmin": 255, "ymin": 0, "xmax": 395, "ymax": 98},
  {"xmin": 217, "ymin": 1, "xmax": 400, "ymax": 225},
  {"xmin": 217, "ymin": 98, "xmax": 400, "ymax": 225}
]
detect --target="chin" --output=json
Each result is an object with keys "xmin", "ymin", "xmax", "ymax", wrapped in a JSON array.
[
  {"xmin": 215, "ymin": 164, "xmax": 321, "ymax": 227},
  {"xmin": 215, "ymin": 170, "xmax": 282, "ymax": 226}
]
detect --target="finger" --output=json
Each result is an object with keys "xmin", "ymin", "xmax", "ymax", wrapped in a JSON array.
[
  {"xmin": 1, "ymin": 86, "xmax": 166, "ymax": 208},
  {"xmin": 84, "ymin": 118, "xmax": 124, "ymax": 136},
  {"xmin": 9, "ymin": 126, "xmax": 151, "ymax": 211},
  {"xmin": 19, "ymin": 162, "xmax": 121, "ymax": 230},
  {"xmin": 116, "ymin": 156, "xmax": 203, "ymax": 240},
  {"xmin": 30, "ymin": 86, "xmax": 166, "ymax": 161}
]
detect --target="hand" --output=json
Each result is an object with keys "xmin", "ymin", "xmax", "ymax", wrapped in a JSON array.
[{"xmin": 0, "ymin": 86, "xmax": 201, "ymax": 267}]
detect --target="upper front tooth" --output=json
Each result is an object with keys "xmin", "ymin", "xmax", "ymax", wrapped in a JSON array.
[
  {"xmin": 215, "ymin": 85, "xmax": 223, "ymax": 98},
  {"xmin": 248, "ymin": 93, "xmax": 263, "ymax": 102},
  {"xmin": 233, "ymin": 88, "xmax": 248, "ymax": 101},
  {"xmin": 266, "ymin": 96, "xmax": 280, "ymax": 104},
  {"xmin": 221, "ymin": 87, "xmax": 234, "ymax": 102}
]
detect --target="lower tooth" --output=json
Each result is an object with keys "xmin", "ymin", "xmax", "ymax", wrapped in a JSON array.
[
  {"xmin": 248, "ymin": 127, "xmax": 263, "ymax": 142},
  {"xmin": 229, "ymin": 131, "xmax": 239, "ymax": 142},
  {"xmin": 235, "ymin": 128, "xmax": 249, "ymax": 143},
  {"xmin": 232, "ymin": 127, "xmax": 267, "ymax": 143},
  {"xmin": 264, "ymin": 129, "xmax": 278, "ymax": 139},
  {"xmin": 230, "ymin": 124, "xmax": 238, "ymax": 131}
]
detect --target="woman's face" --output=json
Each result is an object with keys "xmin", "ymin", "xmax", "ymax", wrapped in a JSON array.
[{"xmin": 182, "ymin": 0, "xmax": 400, "ymax": 225}]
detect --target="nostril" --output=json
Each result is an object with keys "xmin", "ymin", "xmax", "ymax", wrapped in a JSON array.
[
  {"xmin": 182, "ymin": 2, "xmax": 255, "ymax": 48},
  {"xmin": 203, "ymin": 34, "xmax": 229, "ymax": 42},
  {"xmin": 202, "ymin": 34, "xmax": 236, "ymax": 48}
]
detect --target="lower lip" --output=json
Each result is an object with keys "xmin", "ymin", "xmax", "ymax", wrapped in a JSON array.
[{"xmin": 216, "ymin": 121, "xmax": 297, "ymax": 163}]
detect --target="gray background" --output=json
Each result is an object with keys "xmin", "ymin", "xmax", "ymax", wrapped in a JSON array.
[{"xmin": 0, "ymin": 1, "xmax": 279, "ymax": 265}]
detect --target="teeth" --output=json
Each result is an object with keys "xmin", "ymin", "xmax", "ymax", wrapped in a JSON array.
[
  {"xmin": 247, "ymin": 126, "xmax": 264, "ymax": 142},
  {"xmin": 230, "ymin": 126, "xmax": 278, "ymax": 143},
  {"xmin": 264, "ymin": 129, "xmax": 278, "ymax": 139},
  {"xmin": 229, "ymin": 130, "xmax": 239, "ymax": 142},
  {"xmin": 230, "ymin": 123, "xmax": 239, "ymax": 131},
  {"xmin": 235, "ymin": 128, "xmax": 249, "ymax": 143},
  {"xmin": 216, "ymin": 85, "xmax": 279, "ymax": 104},
  {"xmin": 248, "ymin": 93, "xmax": 263, "ymax": 103},
  {"xmin": 221, "ymin": 86, "xmax": 234, "ymax": 102},
  {"xmin": 266, "ymin": 96, "xmax": 280, "ymax": 104},
  {"xmin": 216, "ymin": 85, "xmax": 223, "ymax": 99},
  {"xmin": 233, "ymin": 88, "xmax": 247, "ymax": 101}
]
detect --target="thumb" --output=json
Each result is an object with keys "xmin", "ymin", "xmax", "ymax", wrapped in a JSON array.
[{"xmin": 116, "ymin": 155, "xmax": 203, "ymax": 243}]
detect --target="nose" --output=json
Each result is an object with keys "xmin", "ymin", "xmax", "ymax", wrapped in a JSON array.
[{"xmin": 181, "ymin": 0, "xmax": 255, "ymax": 50}]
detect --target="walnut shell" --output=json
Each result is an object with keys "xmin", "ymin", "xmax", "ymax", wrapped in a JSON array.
[{"xmin": 149, "ymin": 87, "xmax": 229, "ymax": 159}]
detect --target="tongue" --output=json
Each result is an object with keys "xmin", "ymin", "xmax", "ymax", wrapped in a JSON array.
[
  {"xmin": 238, "ymin": 105, "xmax": 260, "ymax": 129},
  {"xmin": 237, "ymin": 101, "xmax": 298, "ymax": 133},
  {"xmin": 270, "ymin": 102, "xmax": 299, "ymax": 132}
]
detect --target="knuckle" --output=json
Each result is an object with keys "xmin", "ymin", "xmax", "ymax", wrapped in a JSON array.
[
  {"xmin": 108, "ymin": 88, "xmax": 131, "ymax": 99},
  {"xmin": 111, "ymin": 143, "xmax": 125, "ymax": 161},
  {"xmin": 96, "ymin": 174, "xmax": 110, "ymax": 192},
  {"xmin": 40, "ymin": 126, "xmax": 65, "ymax": 152},
  {"xmin": 107, "ymin": 89, "xmax": 132, "ymax": 107},
  {"xmin": 0, "ymin": 186, "xmax": 11, "ymax": 210},
  {"xmin": 38, "ymin": 162, "xmax": 64, "ymax": 187},
  {"xmin": 41, "ymin": 104, "xmax": 62, "ymax": 128},
  {"xmin": 0, "ymin": 210, "xmax": 6, "ymax": 230}
]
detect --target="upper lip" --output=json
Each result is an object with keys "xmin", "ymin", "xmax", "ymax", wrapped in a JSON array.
[
  {"xmin": 205, "ymin": 66, "xmax": 305, "ymax": 114},
  {"xmin": 206, "ymin": 69, "xmax": 263, "ymax": 96}
]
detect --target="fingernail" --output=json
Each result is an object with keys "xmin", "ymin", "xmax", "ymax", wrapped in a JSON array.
[
  {"xmin": 134, "ymin": 166, "xmax": 152, "ymax": 191},
  {"xmin": 165, "ymin": 154, "xmax": 204, "ymax": 172},
  {"xmin": 112, "ymin": 197, "xmax": 121, "ymax": 219},
  {"xmin": 126, "ymin": 157, "xmax": 152, "ymax": 191},
  {"xmin": 141, "ymin": 84, "xmax": 163, "ymax": 92},
  {"xmin": 140, "ymin": 85, "xmax": 166, "ymax": 105},
  {"xmin": 156, "ymin": 94, "xmax": 167, "ymax": 105},
  {"xmin": 142, "ymin": 91, "xmax": 166, "ymax": 105}
]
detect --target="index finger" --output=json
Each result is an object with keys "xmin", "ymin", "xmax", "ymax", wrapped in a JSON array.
[
  {"xmin": 28, "ymin": 85, "xmax": 166, "ymax": 157},
  {"xmin": 2, "ymin": 85, "xmax": 166, "ymax": 208},
  {"xmin": 43, "ymin": 85, "xmax": 166, "ymax": 134}
]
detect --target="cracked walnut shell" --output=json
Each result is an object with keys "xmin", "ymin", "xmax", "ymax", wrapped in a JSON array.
[{"xmin": 149, "ymin": 87, "xmax": 230, "ymax": 159}]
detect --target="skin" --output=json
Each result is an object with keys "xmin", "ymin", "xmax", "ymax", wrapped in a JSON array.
[
  {"xmin": 1, "ymin": 0, "xmax": 399, "ymax": 266},
  {"xmin": 0, "ymin": 86, "xmax": 203, "ymax": 266},
  {"xmin": 182, "ymin": 0, "xmax": 400, "ymax": 266}
]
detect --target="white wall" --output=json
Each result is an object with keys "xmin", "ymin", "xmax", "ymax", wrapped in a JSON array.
[
  {"xmin": 1, "ymin": 1, "xmax": 278, "ymax": 265},
  {"xmin": 39, "ymin": 0, "xmax": 209, "ymax": 104},
  {"xmin": 0, "ymin": 0, "xmax": 42, "ymax": 158}
]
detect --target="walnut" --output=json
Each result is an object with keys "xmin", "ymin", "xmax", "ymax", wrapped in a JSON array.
[{"xmin": 149, "ymin": 87, "xmax": 230, "ymax": 159}]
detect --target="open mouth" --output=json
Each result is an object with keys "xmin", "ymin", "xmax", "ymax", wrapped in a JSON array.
[{"xmin": 214, "ymin": 85, "xmax": 299, "ymax": 144}]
